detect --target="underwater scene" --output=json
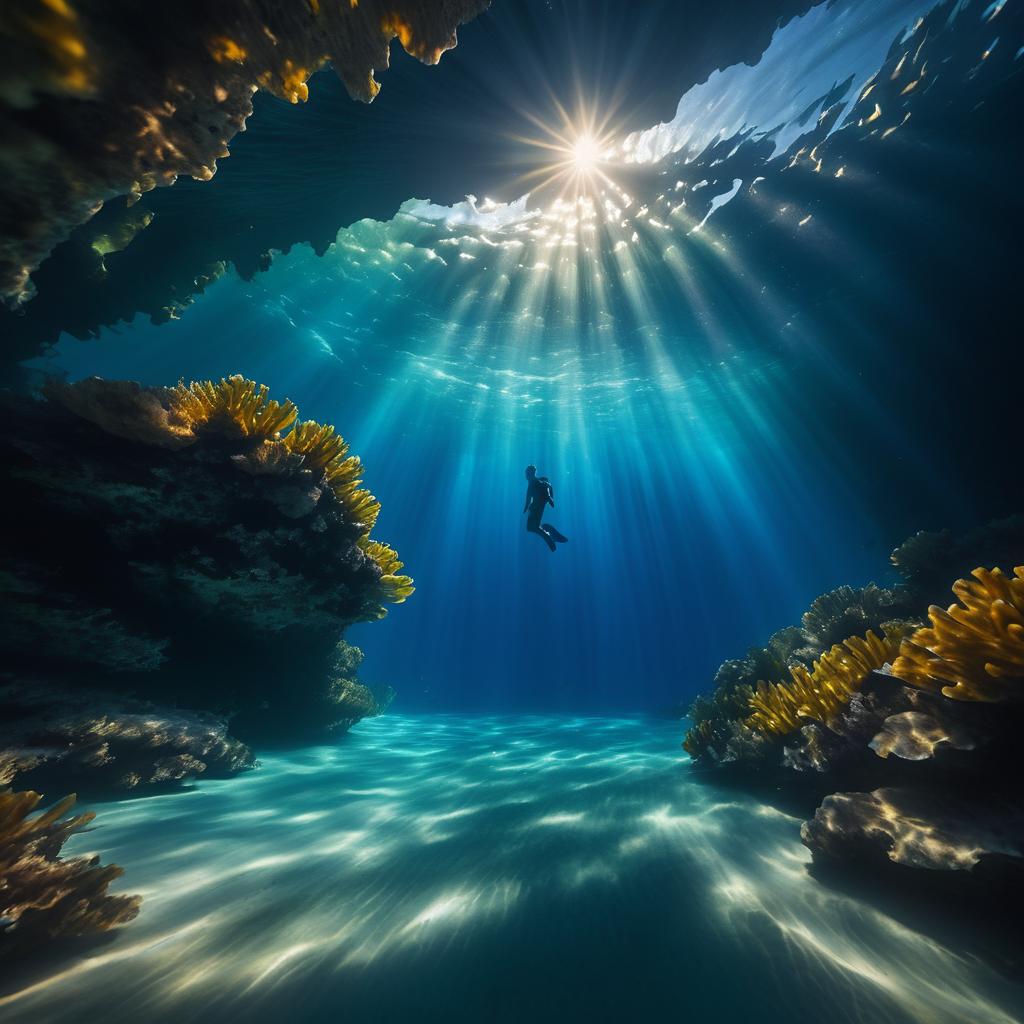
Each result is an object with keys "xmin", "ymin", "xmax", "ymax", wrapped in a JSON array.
[{"xmin": 0, "ymin": 0, "xmax": 1022, "ymax": 1021}]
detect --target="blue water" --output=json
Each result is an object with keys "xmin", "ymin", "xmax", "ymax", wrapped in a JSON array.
[
  {"xmin": 5, "ymin": 716, "xmax": 1021, "ymax": 1024},
  {"xmin": 29, "ymin": 0, "xmax": 1021, "ymax": 711},
  {"xmin": 10, "ymin": 0, "xmax": 1024, "ymax": 1018}
]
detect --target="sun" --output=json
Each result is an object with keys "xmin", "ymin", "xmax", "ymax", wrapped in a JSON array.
[
  {"xmin": 571, "ymin": 134, "xmax": 601, "ymax": 173},
  {"xmin": 503, "ymin": 103, "xmax": 621, "ymax": 200}
]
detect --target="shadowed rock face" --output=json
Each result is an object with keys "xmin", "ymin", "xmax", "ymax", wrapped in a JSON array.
[
  {"xmin": 0, "ymin": 382, "xmax": 397, "ymax": 744},
  {"xmin": 0, "ymin": 0, "xmax": 490, "ymax": 305}
]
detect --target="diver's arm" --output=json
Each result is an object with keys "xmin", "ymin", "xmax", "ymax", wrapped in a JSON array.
[
  {"xmin": 547, "ymin": 484, "xmax": 555, "ymax": 508},
  {"xmin": 523, "ymin": 486, "xmax": 530, "ymax": 514}
]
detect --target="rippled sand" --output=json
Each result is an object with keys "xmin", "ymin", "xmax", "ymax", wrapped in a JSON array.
[{"xmin": 4, "ymin": 716, "xmax": 1021, "ymax": 1024}]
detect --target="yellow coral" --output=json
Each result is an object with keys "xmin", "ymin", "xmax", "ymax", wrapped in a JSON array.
[
  {"xmin": 359, "ymin": 538, "xmax": 414, "ymax": 603},
  {"xmin": 892, "ymin": 567, "xmax": 1024, "ymax": 702},
  {"xmin": 683, "ymin": 720, "xmax": 714, "ymax": 757},
  {"xmin": 168, "ymin": 375, "xmax": 298, "ymax": 439},
  {"xmin": 282, "ymin": 419, "xmax": 350, "ymax": 469},
  {"xmin": 745, "ymin": 625, "xmax": 910, "ymax": 736}
]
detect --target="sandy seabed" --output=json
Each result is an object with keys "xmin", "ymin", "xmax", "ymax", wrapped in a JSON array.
[{"xmin": 3, "ymin": 715, "xmax": 1021, "ymax": 1024}]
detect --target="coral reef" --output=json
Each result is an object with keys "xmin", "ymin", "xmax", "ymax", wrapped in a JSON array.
[
  {"xmin": 890, "ymin": 516, "xmax": 1024, "ymax": 599},
  {"xmin": 681, "ymin": 523, "xmax": 1024, "ymax": 899},
  {"xmin": 892, "ymin": 567, "xmax": 1024, "ymax": 703},
  {"xmin": 0, "ymin": 789, "xmax": 140, "ymax": 954},
  {"xmin": 0, "ymin": 0, "xmax": 491, "ymax": 304},
  {"xmin": 800, "ymin": 584, "xmax": 916, "ymax": 653},
  {"xmin": 0, "ymin": 376, "xmax": 407, "ymax": 743},
  {"xmin": 326, "ymin": 641, "xmax": 395, "ymax": 734}
]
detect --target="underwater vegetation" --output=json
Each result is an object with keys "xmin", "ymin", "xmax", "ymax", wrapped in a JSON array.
[
  {"xmin": 684, "ymin": 517, "xmax": 1024, "ymax": 761},
  {"xmin": 681, "ymin": 519, "xmax": 1024, "ymax": 887},
  {"xmin": 0, "ymin": 789, "xmax": 139, "ymax": 954},
  {"xmin": 0, "ymin": 375, "xmax": 407, "ymax": 785},
  {"xmin": 893, "ymin": 567, "xmax": 1024, "ymax": 703},
  {"xmin": 0, "ymin": 0, "xmax": 491, "ymax": 306},
  {"xmin": 745, "ymin": 625, "xmax": 913, "ymax": 737}
]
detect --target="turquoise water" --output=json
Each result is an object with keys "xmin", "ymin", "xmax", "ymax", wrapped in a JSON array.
[{"xmin": 5, "ymin": 716, "xmax": 1021, "ymax": 1024}]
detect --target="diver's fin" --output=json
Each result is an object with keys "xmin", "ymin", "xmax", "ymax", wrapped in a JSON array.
[{"xmin": 547, "ymin": 526, "xmax": 568, "ymax": 543}]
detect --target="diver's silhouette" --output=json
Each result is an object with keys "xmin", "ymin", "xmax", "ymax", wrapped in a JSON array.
[{"xmin": 523, "ymin": 465, "xmax": 568, "ymax": 552}]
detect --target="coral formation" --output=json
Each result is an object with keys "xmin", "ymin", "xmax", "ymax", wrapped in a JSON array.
[
  {"xmin": 680, "ymin": 521, "xmax": 1024, "ymax": 897},
  {"xmin": 682, "ymin": 521, "xmax": 1024, "ymax": 761},
  {"xmin": 800, "ymin": 584, "xmax": 915, "ymax": 653},
  {"xmin": 745, "ymin": 625, "xmax": 911, "ymax": 736},
  {"xmin": 167, "ymin": 376, "xmax": 299, "ymax": 440},
  {"xmin": 0, "ymin": 789, "xmax": 140, "ymax": 953},
  {"xmin": 0, "ymin": 376, "xmax": 407, "ymax": 742},
  {"xmin": 0, "ymin": 683, "xmax": 255, "ymax": 793},
  {"xmin": 890, "ymin": 517, "xmax": 1024, "ymax": 598},
  {"xmin": 0, "ymin": 0, "xmax": 491, "ymax": 304},
  {"xmin": 326, "ymin": 641, "xmax": 395, "ymax": 733},
  {"xmin": 893, "ymin": 567, "xmax": 1024, "ymax": 703}
]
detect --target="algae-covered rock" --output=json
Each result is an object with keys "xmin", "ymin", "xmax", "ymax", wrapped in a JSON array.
[{"xmin": 0, "ymin": 377, "xmax": 408, "ymax": 743}]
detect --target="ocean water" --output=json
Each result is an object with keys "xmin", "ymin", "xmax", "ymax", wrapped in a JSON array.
[
  {"xmin": 7, "ymin": 0, "xmax": 1024, "ymax": 1019},
  {"xmin": 7, "ymin": 716, "xmax": 1023, "ymax": 1024}
]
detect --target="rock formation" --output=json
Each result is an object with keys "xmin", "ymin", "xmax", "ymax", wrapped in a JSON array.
[
  {"xmin": 0, "ymin": 0, "xmax": 491, "ymax": 304},
  {"xmin": 1, "ymin": 375, "xmax": 406, "ymax": 756}
]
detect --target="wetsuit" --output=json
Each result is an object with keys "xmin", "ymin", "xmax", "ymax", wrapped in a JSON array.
[{"xmin": 524, "ymin": 475, "xmax": 567, "ymax": 551}]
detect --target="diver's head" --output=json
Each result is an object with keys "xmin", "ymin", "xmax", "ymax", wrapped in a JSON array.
[{"xmin": 525, "ymin": 464, "xmax": 536, "ymax": 479}]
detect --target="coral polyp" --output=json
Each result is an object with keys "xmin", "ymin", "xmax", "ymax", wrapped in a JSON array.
[{"xmin": 892, "ymin": 567, "xmax": 1024, "ymax": 702}]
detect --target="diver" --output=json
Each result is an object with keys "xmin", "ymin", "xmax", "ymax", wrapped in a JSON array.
[{"xmin": 523, "ymin": 465, "xmax": 568, "ymax": 552}]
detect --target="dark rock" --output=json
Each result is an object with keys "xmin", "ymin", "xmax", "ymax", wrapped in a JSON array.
[{"xmin": 0, "ymin": 0, "xmax": 491, "ymax": 304}]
